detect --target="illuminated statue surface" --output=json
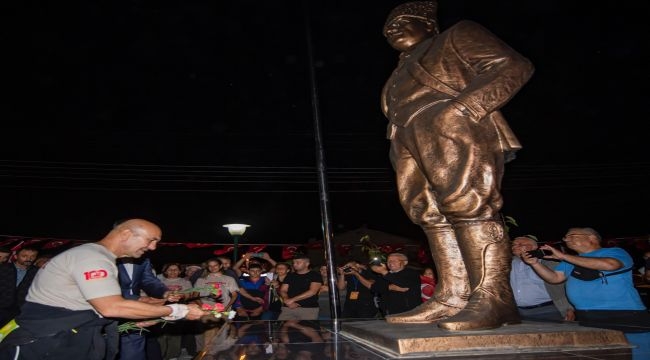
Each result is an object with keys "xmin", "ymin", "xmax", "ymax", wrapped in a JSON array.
[{"xmin": 381, "ymin": 1, "xmax": 534, "ymax": 331}]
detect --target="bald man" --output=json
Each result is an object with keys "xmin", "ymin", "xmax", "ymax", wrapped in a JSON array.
[
  {"xmin": 523, "ymin": 227, "xmax": 646, "ymax": 317},
  {"xmin": 0, "ymin": 219, "xmax": 205, "ymax": 360}
]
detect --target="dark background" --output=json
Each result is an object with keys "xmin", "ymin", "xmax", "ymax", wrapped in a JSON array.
[{"xmin": 1, "ymin": 0, "xmax": 648, "ymax": 263}]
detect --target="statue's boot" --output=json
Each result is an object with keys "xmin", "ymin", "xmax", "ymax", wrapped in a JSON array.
[
  {"xmin": 438, "ymin": 221, "xmax": 521, "ymax": 331},
  {"xmin": 386, "ymin": 226, "xmax": 470, "ymax": 323}
]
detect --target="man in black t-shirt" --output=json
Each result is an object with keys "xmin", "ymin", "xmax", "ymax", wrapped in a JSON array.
[{"xmin": 278, "ymin": 254, "xmax": 322, "ymax": 320}]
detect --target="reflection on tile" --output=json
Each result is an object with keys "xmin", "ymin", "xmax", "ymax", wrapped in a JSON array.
[{"xmin": 194, "ymin": 319, "xmax": 647, "ymax": 360}]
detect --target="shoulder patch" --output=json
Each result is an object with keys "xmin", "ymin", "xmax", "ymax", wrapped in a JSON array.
[{"xmin": 83, "ymin": 269, "xmax": 108, "ymax": 280}]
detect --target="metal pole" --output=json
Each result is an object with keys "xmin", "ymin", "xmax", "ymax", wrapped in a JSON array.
[
  {"xmin": 302, "ymin": 2, "xmax": 341, "ymax": 327},
  {"xmin": 232, "ymin": 235, "xmax": 239, "ymax": 263}
]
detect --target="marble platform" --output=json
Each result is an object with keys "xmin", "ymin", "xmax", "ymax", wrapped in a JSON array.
[{"xmin": 339, "ymin": 320, "xmax": 633, "ymax": 359}]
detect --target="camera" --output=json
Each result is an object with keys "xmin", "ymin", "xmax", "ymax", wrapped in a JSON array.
[
  {"xmin": 342, "ymin": 266, "xmax": 353, "ymax": 273},
  {"xmin": 250, "ymin": 252, "xmax": 265, "ymax": 258},
  {"xmin": 526, "ymin": 249, "xmax": 552, "ymax": 259},
  {"xmin": 368, "ymin": 257, "xmax": 384, "ymax": 266}
]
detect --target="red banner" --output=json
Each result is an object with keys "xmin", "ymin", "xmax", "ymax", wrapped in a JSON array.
[
  {"xmin": 185, "ymin": 243, "xmax": 215, "ymax": 249},
  {"xmin": 306, "ymin": 242, "xmax": 323, "ymax": 249},
  {"xmin": 0, "ymin": 238, "xmax": 19, "ymax": 247},
  {"xmin": 213, "ymin": 245, "xmax": 235, "ymax": 255},
  {"xmin": 336, "ymin": 244, "xmax": 353, "ymax": 257},
  {"xmin": 282, "ymin": 245, "xmax": 298, "ymax": 260},
  {"xmin": 247, "ymin": 245, "xmax": 266, "ymax": 253},
  {"xmin": 42, "ymin": 240, "xmax": 72, "ymax": 250},
  {"xmin": 11, "ymin": 239, "xmax": 43, "ymax": 251},
  {"xmin": 378, "ymin": 244, "xmax": 404, "ymax": 254}
]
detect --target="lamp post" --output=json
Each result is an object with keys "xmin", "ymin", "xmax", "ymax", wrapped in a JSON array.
[{"xmin": 223, "ymin": 223, "xmax": 250, "ymax": 263}]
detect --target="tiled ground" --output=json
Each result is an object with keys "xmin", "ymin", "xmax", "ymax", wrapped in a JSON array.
[{"xmin": 190, "ymin": 319, "xmax": 649, "ymax": 360}]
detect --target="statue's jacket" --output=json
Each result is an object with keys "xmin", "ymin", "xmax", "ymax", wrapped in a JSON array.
[{"xmin": 381, "ymin": 20, "xmax": 534, "ymax": 160}]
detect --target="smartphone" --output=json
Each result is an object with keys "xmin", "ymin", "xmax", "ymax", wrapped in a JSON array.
[
  {"xmin": 251, "ymin": 252, "xmax": 265, "ymax": 258},
  {"xmin": 526, "ymin": 249, "xmax": 552, "ymax": 259}
]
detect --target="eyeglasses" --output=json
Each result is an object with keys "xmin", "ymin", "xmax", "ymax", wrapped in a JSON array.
[{"xmin": 562, "ymin": 233, "xmax": 590, "ymax": 241}]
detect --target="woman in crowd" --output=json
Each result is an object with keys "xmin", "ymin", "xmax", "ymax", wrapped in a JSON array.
[
  {"xmin": 157, "ymin": 263, "xmax": 193, "ymax": 360},
  {"xmin": 263, "ymin": 262, "xmax": 291, "ymax": 320}
]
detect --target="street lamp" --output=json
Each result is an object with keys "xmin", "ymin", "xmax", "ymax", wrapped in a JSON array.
[{"xmin": 223, "ymin": 223, "xmax": 250, "ymax": 262}]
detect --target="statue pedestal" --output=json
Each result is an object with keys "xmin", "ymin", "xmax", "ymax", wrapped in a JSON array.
[{"xmin": 340, "ymin": 320, "xmax": 632, "ymax": 358}]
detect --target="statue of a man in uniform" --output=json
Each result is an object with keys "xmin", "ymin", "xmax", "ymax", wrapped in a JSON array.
[{"xmin": 381, "ymin": 1, "xmax": 534, "ymax": 330}]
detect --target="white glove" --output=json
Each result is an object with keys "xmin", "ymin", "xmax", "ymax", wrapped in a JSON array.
[{"xmin": 161, "ymin": 304, "xmax": 189, "ymax": 321}]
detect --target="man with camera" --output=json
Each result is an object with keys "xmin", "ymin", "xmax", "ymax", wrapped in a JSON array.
[
  {"xmin": 336, "ymin": 260, "xmax": 379, "ymax": 319},
  {"xmin": 369, "ymin": 253, "xmax": 421, "ymax": 316},
  {"xmin": 510, "ymin": 235, "xmax": 574, "ymax": 322},
  {"xmin": 523, "ymin": 228, "xmax": 650, "ymax": 357},
  {"xmin": 523, "ymin": 228, "xmax": 647, "ymax": 327}
]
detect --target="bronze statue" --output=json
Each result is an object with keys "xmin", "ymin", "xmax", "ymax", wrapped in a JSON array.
[{"xmin": 381, "ymin": 1, "xmax": 534, "ymax": 330}]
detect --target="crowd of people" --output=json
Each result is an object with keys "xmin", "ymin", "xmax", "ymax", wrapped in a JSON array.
[
  {"xmin": 0, "ymin": 218, "xmax": 439, "ymax": 360},
  {"xmin": 0, "ymin": 219, "xmax": 649, "ymax": 359},
  {"xmin": 0, "ymin": 1, "xmax": 646, "ymax": 358}
]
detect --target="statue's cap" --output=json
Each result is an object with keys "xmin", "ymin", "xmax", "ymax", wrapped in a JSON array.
[{"xmin": 384, "ymin": 1, "xmax": 438, "ymax": 35}]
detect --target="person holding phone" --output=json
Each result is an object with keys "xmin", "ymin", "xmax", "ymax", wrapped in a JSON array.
[
  {"xmin": 336, "ymin": 260, "xmax": 378, "ymax": 319},
  {"xmin": 523, "ymin": 227, "xmax": 649, "ymax": 358},
  {"xmin": 510, "ymin": 235, "xmax": 574, "ymax": 322},
  {"xmin": 369, "ymin": 253, "xmax": 421, "ymax": 316}
]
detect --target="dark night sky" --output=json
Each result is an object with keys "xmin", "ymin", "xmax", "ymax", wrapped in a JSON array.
[{"xmin": 0, "ymin": 0, "xmax": 648, "ymax": 256}]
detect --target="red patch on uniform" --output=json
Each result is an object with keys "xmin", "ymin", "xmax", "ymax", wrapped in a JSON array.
[{"xmin": 83, "ymin": 269, "xmax": 108, "ymax": 280}]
